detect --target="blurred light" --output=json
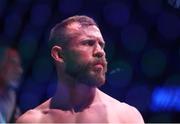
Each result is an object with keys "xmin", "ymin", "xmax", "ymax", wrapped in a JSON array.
[
  {"xmin": 58, "ymin": 0, "xmax": 82, "ymax": 15},
  {"xmin": 4, "ymin": 12, "xmax": 22, "ymax": 40},
  {"xmin": 107, "ymin": 60, "xmax": 133, "ymax": 88},
  {"xmin": 18, "ymin": 34, "xmax": 38, "ymax": 69},
  {"xmin": 165, "ymin": 74, "xmax": 180, "ymax": 85},
  {"xmin": 13, "ymin": 0, "xmax": 32, "ymax": 16},
  {"xmin": 46, "ymin": 82, "xmax": 57, "ymax": 98},
  {"xmin": 149, "ymin": 113, "xmax": 172, "ymax": 122},
  {"xmin": 22, "ymin": 23, "xmax": 42, "ymax": 38},
  {"xmin": 138, "ymin": 0, "xmax": 163, "ymax": 15},
  {"xmin": 16, "ymin": 0, "xmax": 32, "ymax": 4},
  {"xmin": 103, "ymin": 2, "xmax": 130, "ymax": 27},
  {"xmin": 125, "ymin": 85, "xmax": 151, "ymax": 112},
  {"xmin": 20, "ymin": 92, "xmax": 40, "ymax": 111},
  {"xmin": 0, "ymin": 46, "xmax": 7, "ymax": 59},
  {"xmin": 141, "ymin": 49, "xmax": 167, "ymax": 78},
  {"xmin": 30, "ymin": 4, "xmax": 51, "ymax": 27},
  {"xmin": 121, "ymin": 24, "xmax": 147, "ymax": 53},
  {"xmin": 157, "ymin": 12, "xmax": 180, "ymax": 41},
  {"xmin": 19, "ymin": 78, "xmax": 45, "ymax": 111},
  {"xmin": 32, "ymin": 56, "xmax": 53, "ymax": 84},
  {"xmin": 151, "ymin": 86, "xmax": 180, "ymax": 111},
  {"xmin": 168, "ymin": 0, "xmax": 180, "ymax": 9},
  {"xmin": 104, "ymin": 35, "xmax": 116, "ymax": 62},
  {"xmin": 0, "ymin": 0, "xmax": 7, "ymax": 17}
]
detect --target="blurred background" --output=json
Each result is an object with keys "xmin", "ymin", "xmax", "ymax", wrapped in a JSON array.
[{"xmin": 0, "ymin": 0, "xmax": 179, "ymax": 122}]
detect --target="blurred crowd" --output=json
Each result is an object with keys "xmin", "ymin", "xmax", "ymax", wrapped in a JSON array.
[{"xmin": 0, "ymin": 46, "xmax": 23, "ymax": 122}]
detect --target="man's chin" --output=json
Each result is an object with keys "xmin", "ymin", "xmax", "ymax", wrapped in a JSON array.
[
  {"xmin": 85, "ymin": 75, "xmax": 106, "ymax": 87},
  {"xmin": 89, "ymin": 70, "xmax": 106, "ymax": 87},
  {"xmin": 96, "ymin": 79, "xmax": 105, "ymax": 87},
  {"xmin": 69, "ymin": 68, "xmax": 106, "ymax": 87}
]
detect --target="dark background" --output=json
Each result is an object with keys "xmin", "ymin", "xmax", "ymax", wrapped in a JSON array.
[{"xmin": 0, "ymin": 0, "xmax": 180, "ymax": 122}]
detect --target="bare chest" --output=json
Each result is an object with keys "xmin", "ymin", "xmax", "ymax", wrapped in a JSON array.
[{"xmin": 40, "ymin": 106, "xmax": 119, "ymax": 123}]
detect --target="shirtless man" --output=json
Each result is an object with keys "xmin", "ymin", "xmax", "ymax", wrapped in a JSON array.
[{"xmin": 17, "ymin": 15, "xmax": 144, "ymax": 123}]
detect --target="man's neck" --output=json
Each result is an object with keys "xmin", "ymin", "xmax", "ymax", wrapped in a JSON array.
[{"xmin": 51, "ymin": 80, "xmax": 98, "ymax": 112}]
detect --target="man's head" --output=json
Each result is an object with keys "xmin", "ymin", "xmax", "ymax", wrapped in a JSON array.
[
  {"xmin": 50, "ymin": 15, "xmax": 107, "ymax": 87},
  {"xmin": 0, "ymin": 47, "xmax": 23, "ymax": 88}
]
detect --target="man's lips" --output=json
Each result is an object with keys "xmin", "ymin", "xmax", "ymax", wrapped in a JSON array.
[
  {"xmin": 94, "ymin": 61, "xmax": 105, "ymax": 67},
  {"xmin": 94, "ymin": 64, "xmax": 104, "ymax": 68},
  {"xmin": 93, "ymin": 61, "xmax": 107, "ymax": 70}
]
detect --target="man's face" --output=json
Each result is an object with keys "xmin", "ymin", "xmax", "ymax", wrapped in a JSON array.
[
  {"xmin": 63, "ymin": 23, "xmax": 107, "ymax": 87},
  {"xmin": 0, "ymin": 49, "xmax": 23, "ymax": 87}
]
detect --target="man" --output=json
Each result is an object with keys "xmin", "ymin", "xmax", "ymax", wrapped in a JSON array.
[
  {"xmin": 17, "ymin": 15, "xmax": 144, "ymax": 123},
  {"xmin": 0, "ymin": 47, "xmax": 23, "ymax": 122}
]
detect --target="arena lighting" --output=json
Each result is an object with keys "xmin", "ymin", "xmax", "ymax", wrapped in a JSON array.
[
  {"xmin": 138, "ymin": 0, "xmax": 163, "ymax": 15},
  {"xmin": 121, "ymin": 24, "xmax": 147, "ymax": 53},
  {"xmin": 157, "ymin": 12, "xmax": 180, "ymax": 40},
  {"xmin": 58, "ymin": 0, "xmax": 82, "ymax": 14},
  {"xmin": 141, "ymin": 49, "xmax": 167, "ymax": 78},
  {"xmin": 168, "ymin": 0, "xmax": 180, "ymax": 9},
  {"xmin": 107, "ymin": 61, "xmax": 133, "ymax": 88},
  {"xmin": 151, "ymin": 86, "xmax": 180, "ymax": 111},
  {"xmin": 103, "ymin": 2, "xmax": 130, "ymax": 27}
]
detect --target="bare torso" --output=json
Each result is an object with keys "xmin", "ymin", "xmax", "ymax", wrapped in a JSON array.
[
  {"xmin": 17, "ymin": 89, "xmax": 144, "ymax": 123},
  {"xmin": 35, "ymin": 102, "xmax": 114, "ymax": 123}
]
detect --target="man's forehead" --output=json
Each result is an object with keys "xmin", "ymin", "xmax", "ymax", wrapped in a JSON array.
[{"xmin": 66, "ymin": 22, "xmax": 104, "ymax": 41}]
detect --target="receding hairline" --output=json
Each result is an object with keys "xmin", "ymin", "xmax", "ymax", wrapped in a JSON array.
[
  {"xmin": 49, "ymin": 15, "xmax": 99, "ymax": 47},
  {"xmin": 57, "ymin": 15, "xmax": 98, "ymax": 27}
]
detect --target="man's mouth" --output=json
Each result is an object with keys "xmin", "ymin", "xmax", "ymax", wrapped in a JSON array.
[
  {"xmin": 92, "ymin": 61, "xmax": 107, "ymax": 72},
  {"xmin": 94, "ymin": 64, "xmax": 103, "ymax": 69}
]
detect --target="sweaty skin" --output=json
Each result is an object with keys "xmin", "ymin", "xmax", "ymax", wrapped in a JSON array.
[{"xmin": 17, "ymin": 20, "xmax": 144, "ymax": 123}]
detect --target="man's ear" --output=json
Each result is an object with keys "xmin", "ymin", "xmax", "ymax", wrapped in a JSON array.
[{"xmin": 51, "ymin": 45, "xmax": 64, "ymax": 62}]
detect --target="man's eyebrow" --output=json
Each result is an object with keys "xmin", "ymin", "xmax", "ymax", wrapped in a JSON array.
[
  {"xmin": 98, "ymin": 40, "xmax": 105, "ymax": 48},
  {"xmin": 81, "ymin": 36, "xmax": 105, "ymax": 45},
  {"xmin": 100, "ymin": 39, "xmax": 105, "ymax": 44}
]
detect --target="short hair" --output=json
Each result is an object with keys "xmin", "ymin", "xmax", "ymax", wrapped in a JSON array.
[{"xmin": 49, "ymin": 15, "xmax": 98, "ymax": 48}]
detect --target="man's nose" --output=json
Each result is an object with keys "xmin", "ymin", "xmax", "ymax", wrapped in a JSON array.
[{"xmin": 93, "ymin": 44, "xmax": 105, "ymax": 58}]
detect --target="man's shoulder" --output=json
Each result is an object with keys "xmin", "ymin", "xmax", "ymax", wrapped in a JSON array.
[
  {"xmin": 16, "ymin": 99, "xmax": 51, "ymax": 123},
  {"xmin": 117, "ymin": 103, "xmax": 144, "ymax": 123},
  {"xmin": 98, "ymin": 89, "xmax": 122, "ymax": 105},
  {"xmin": 98, "ymin": 89, "xmax": 144, "ymax": 123},
  {"xmin": 16, "ymin": 109, "xmax": 42, "ymax": 123},
  {"xmin": 98, "ymin": 89, "xmax": 137, "ymax": 109}
]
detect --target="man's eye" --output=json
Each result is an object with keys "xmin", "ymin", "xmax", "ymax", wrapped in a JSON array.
[
  {"xmin": 99, "ymin": 42, "xmax": 105, "ymax": 49},
  {"xmin": 82, "ymin": 40, "xmax": 95, "ymax": 46}
]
